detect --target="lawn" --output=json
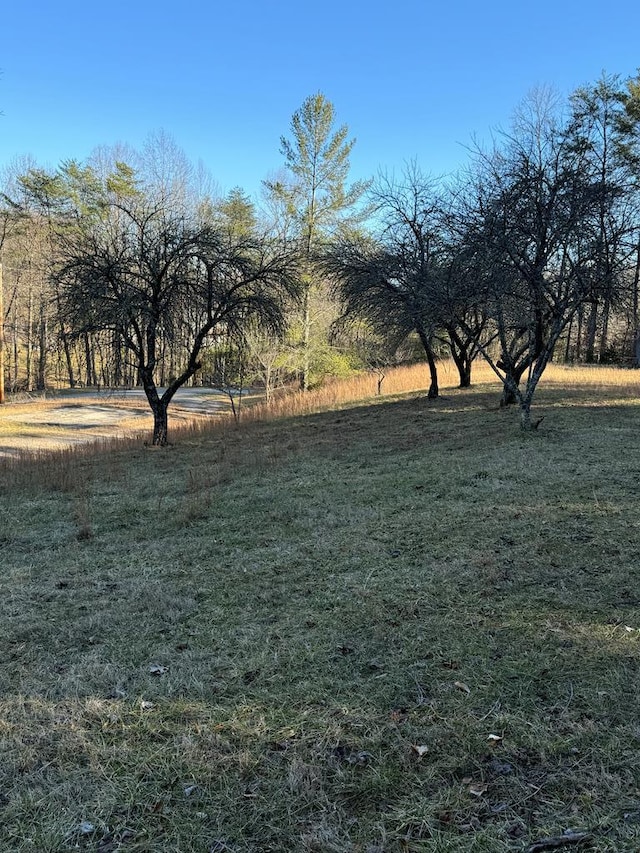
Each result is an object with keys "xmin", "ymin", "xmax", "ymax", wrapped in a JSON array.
[{"xmin": 1, "ymin": 367, "xmax": 640, "ymax": 851}]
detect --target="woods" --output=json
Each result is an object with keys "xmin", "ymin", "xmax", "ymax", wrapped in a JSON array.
[{"xmin": 2, "ymin": 74, "xmax": 640, "ymax": 434}]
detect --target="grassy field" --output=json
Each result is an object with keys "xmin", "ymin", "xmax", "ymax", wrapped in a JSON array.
[{"xmin": 1, "ymin": 365, "xmax": 640, "ymax": 851}]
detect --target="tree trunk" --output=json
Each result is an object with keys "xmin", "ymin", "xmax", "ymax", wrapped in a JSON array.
[
  {"xmin": 446, "ymin": 327, "xmax": 473, "ymax": 388},
  {"xmin": 575, "ymin": 304, "xmax": 583, "ymax": 362},
  {"xmin": 584, "ymin": 302, "xmax": 598, "ymax": 363},
  {"xmin": 149, "ymin": 397, "xmax": 169, "ymax": 445},
  {"xmin": 425, "ymin": 348, "xmax": 439, "ymax": 398},
  {"xmin": 62, "ymin": 332, "xmax": 75, "ymax": 387},
  {"xmin": 84, "ymin": 333, "xmax": 95, "ymax": 386},
  {"xmin": 499, "ymin": 359, "xmax": 529, "ymax": 406},
  {"xmin": 599, "ymin": 298, "xmax": 611, "ymax": 361},
  {"xmin": 416, "ymin": 324, "xmax": 439, "ymax": 399},
  {"xmin": 25, "ymin": 284, "xmax": 33, "ymax": 391},
  {"xmin": 501, "ymin": 385, "xmax": 517, "ymax": 406},
  {"xmin": 152, "ymin": 408, "xmax": 168, "ymax": 445},
  {"xmin": 452, "ymin": 350, "xmax": 472, "ymax": 388},
  {"xmin": 564, "ymin": 315, "xmax": 573, "ymax": 362},
  {"xmin": 265, "ymin": 364, "xmax": 272, "ymax": 404},
  {"xmin": 520, "ymin": 400, "xmax": 532, "ymax": 431},
  {"xmin": 450, "ymin": 343, "xmax": 471, "ymax": 387},
  {"xmin": 0, "ymin": 263, "xmax": 4, "ymax": 404},
  {"xmin": 36, "ymin": 304, "xmax": 47, "ymax": 391},
  {"xmin": 631, "ymin": 236, "xmax": 640, "ymax": 366},
  {"xmin": 300, "ymin": 284, "xmax": 311, "ymax": 391},
  {"xmin": 140, "ymin": 364, "xmax": 171, "ymax": 445},
  {"xmin": 12, "ymin": 303, "xmax": 19, "ymax": 391},
  {"xmin": 113, "ymin": 330, "xmax": 122, "ymax": 386}
]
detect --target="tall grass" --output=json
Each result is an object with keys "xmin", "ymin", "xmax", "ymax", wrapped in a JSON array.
[
  {"xmin": 241, "ymin": 359, "xmax": 640, "ymax": 425},
  {"xmin": 243, "ymin": 361, "xmax": 459, "ymax": 424},
  {"xmin": 2, "ymin": 360, "xmax": 639, "ymax": 480},
  {"xmin": 539, "ymin": 361, "xmax": 640, "ymax": 394}
]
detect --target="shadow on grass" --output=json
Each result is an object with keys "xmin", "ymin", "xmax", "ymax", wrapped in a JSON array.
[{"xmin": 1, "ymin": 374, "xmax": 639, "ymax": 850}]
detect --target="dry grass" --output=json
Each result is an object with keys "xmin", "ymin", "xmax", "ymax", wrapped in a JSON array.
[
  {"xmin": 1, "ymin": 365, "xmax": 640, "ymax": 851},
  {"xmin": 3, "ymin": 361, "xmax": 638, "ymax": 462},
  {"xmin": 222, "ymin": 360, "xmax": 640, "ymax": 426}
]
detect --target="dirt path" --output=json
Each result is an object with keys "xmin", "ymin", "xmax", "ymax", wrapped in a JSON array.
[{"xmin": 0, "ymin": 388, "xmax": 236, "ymax": 457}]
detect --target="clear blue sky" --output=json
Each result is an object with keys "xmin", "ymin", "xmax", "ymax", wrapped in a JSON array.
[{"xmin": 1, "ymin": 0, "xmax": 639, "ymax": 198}]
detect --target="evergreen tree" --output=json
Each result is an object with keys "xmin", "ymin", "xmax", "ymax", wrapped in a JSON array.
[
  {"xmin": 265, "ymin": 93, "xmax": 369, "ymax": 389},
  {"xmin": 214, "ymin": 187, "xmax": 257, "ymax": 240}
]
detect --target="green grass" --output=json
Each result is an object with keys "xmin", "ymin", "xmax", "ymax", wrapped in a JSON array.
[{"xmin": 2, "ymin": 380, "xmax": 640, "ymax": 851}]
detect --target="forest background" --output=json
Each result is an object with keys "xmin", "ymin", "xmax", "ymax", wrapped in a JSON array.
[{"xmin": 2, "ymin": 69, "xmax": 640, "ymax": 440}]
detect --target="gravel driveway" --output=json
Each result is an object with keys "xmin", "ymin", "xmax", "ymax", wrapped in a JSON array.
[{"xmin": 0, "ymin": 387, "xmax": 237, "ymax": 456}]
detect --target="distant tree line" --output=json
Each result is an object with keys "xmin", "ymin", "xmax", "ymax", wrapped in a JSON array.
[{"xmin": 1, "ymin": 73, "xmax": 640, "ymax": 437}]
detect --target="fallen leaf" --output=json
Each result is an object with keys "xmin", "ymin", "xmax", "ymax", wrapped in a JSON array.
[
  {"xmin": 454, "ymin": 681, "xmax": 471, "ymax": 694},
  {"xmin": 390, "ymin": 707, "xmax": 408, "ymax": 722},
  {"xmin": 412, "ymin": 744, "xmax": 429, "ymax": 758},
  {"xmin": 468, "ymin": 781, "xmax": 488, "ymax": 797}
]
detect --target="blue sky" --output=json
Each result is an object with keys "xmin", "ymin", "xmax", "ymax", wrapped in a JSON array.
[{"xmin": 1, "ymin": 0, "xmax": 639, "ymax": 199}]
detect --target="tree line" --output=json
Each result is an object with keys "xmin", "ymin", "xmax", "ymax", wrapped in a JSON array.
[{"xmin": 1, "ymin": 73, "xmax": 640, "ymax": 439}]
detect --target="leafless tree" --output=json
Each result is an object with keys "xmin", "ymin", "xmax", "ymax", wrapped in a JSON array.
[
  {"xmin": 457, "ymin": 89, "xmax": 625, "ymax": 427},
  {"xmin": 56, "ymin": 197, "xmax": 298, "ymax": 444}
]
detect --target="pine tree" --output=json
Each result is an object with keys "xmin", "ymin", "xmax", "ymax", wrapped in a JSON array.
[{"xmin": 265, "ymin": 93, "xmax": 369, "ymax": 389}]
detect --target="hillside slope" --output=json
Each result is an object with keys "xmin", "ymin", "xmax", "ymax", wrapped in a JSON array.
[{"xmin": 1, "ymin": 382, "xmax": 640, "ymax": 851}]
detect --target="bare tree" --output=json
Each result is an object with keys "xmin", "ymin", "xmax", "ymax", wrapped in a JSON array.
[
  {"xmin": 241, "ymin": 324, "xmax": 294, "ymax": 403},
  {"xmin": 458, "ymin": 88, "xmax": 625, "ymax": 428},
  {"xmin": 565, "ymin": 74, "xmax": 638, "ymax": 364},
  {"xmin": 1, "ymin": 161, "xmax": 60, "ymax": 393},
  {"xmin": 56, "ymin": 195, "xmax": 297, "ymax": 444},
  {"xmin": 323, "ymin": 165, "xmax": 453, "ymax": 399}
]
